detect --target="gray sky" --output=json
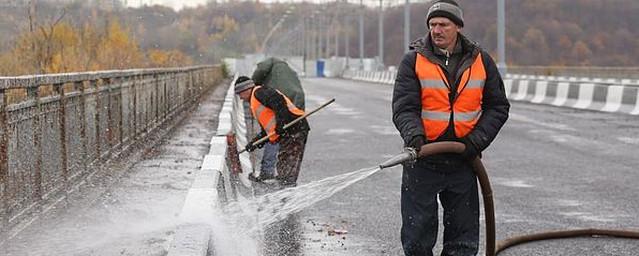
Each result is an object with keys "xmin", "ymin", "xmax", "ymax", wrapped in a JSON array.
[
  {"xmin": 127, "ymin": 0, "xmax": 409, "ymax": 10},
  {"xmin": 127, "ymin": 0, "xmax": 209, "ymax": 10}
]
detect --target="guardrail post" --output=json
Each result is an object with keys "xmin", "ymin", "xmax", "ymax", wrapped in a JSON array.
[
  {"xmin": 165, "ymin": 73, "xmax": 171, "ymax": 117},
  {"xmin": 116, "ymin": 76, "xmax": 124, "ymax": 149},
  {"xmin": 174, "ymin": 72, "xmax": 180, "ymax": 113},
  {"xmin": 131, "ymin": 75, "xmax": 137, "ymax": 139},
  {"xmin": 75, "ymin": 81, "xmax": 88, "ymax": 171},
  {"xmin": 155, "ymin": 74, "xmax": 160, "ymax": 125},
  {"xmin": 189, "ymin": 71, "xmax": 194, "ymax": 103},
  {"xmin": 0, "ymin": 89, "xmax": 8, "ymax": 230},
  {"xmin": 28, "ymin": 85, "xmax": 43, "ymax": 202},
  {"xmin": 54, "ymin": 83, "xmax": 69, "ymax": 191},
  {"xmin": 104, "ymin": 78, "xmax": 113, "ymax": 158},
  {"xmin": 92, "ymin": 79, "xmax": 101, "ymax": 161}
]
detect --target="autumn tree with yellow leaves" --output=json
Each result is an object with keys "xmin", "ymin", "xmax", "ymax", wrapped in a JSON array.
[{"xmin": 0, "ymin": 17, "xmax": 192, "ymax": 76}]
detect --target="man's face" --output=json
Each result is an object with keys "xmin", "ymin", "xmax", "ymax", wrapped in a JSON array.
[
  {"xmin": 428, "ymin": 17, "xmax": 460, "ymax": 50},
  {"xmin": 238, "ymin": 89, "xmax": 251, "ymax": 101}
]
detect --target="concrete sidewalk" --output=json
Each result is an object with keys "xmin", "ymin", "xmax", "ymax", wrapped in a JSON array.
[{"xmin": 0, "ymin": 81, "xmax": 230, "ymax": 256}]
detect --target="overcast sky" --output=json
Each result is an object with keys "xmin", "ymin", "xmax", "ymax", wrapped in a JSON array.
[
  {"xmin": 126, "ymin": 0, "xmax": 408, "ymax": 10},
  {"xmin": 127, "ymin": 0, "xmax": 209, "ymax": 10}
]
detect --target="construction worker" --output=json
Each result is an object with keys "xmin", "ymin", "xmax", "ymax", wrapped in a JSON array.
[
  {"xmin": 235, "ymin": 76, "xmax": 309, "ymax": 187},
  {"xmin": 392, "ymin": 0, "xmax": 510, "ymax": 255},
  {"xmin": 250, "ymin": 57, "xmax": 306, "ymax": 182}
]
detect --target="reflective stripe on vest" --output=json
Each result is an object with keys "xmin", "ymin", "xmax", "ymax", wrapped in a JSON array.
[
  {"xmin": 250, "ymin": 86, "xmax": 305, "ymax": 142},
  {"xmin": 416, "ymin": 52, "xmax": 486, "ymax": 141}
]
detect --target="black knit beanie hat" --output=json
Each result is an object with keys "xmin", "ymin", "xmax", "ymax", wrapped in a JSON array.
[
  {"xmin": 427, "ymin": 0, "xmax": 464, "ymax": 27},
  {"xmin": 234, "ymin": 76, "xmax": 256, "ymax": 94}
]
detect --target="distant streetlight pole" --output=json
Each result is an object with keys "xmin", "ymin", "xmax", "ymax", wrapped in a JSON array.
[
  {"xmin": 335, "ymin": 19, "xmax": 339, "ymax": 58},
  {"xmin": 359, "ymin": 0, "xmax": 364, "ymax": 69},
  {"xmin": 404, "ymin": 0, "xmax": 410, "ymax": 53},
  {"xmin": 260, "ymin": 7, "xmax": 294, "ymax": 54},
  {"xmin": 302, "ymin": 17, "xmax": 307, "ymax": 73},
  {"xmin": 315, "ymin": 11, "xmax": 323, "ymax": 59},
  {"xmin": 260, "ymin": 15, "xmax": 285, "ymax": 54},
  {"xmin": 325, "ymin": 13, "xmax": 331, "ymax": 57},
  {"xmin": 378, "ymin": 0, "xmax": 384, "ymax": 69},
  {"xmin": 308, "ymin": 16, "xmax": 313, "ymax": 60},
  {"xmin": 497, "ymin": 0, "xmax": 506, "ymax": 74},
  {"xmin": 345, "ymin": 14, "xmax": 350, "ymax": 68}
]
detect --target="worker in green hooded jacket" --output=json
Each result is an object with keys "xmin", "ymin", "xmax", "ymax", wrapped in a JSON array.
[
  {"xmin": 249, "ymin": 57, "xmax": 306, "ymax": 182},
  {"xmin": 252, "ymin": 57, "xmax": 305, "ymax": 110}
]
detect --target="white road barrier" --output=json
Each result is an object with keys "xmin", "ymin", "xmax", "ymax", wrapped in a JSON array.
[{"xmin": 344, "ymin": 71, "xmax": 639, "ymax": 115}]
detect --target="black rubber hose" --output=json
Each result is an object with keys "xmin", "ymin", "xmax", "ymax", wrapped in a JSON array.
[
  {"xmin": 416, "ymin": 142, "xmax": 496, "ymax": 255},
  {"xmin": 417, "ymin": 142, "xmax": 639, "ymax": 256},
  {"xmin": 496, "ymin": 228, "xmax": 639, "ymax": 253}
]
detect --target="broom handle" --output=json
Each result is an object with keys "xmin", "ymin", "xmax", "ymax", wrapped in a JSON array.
[{"xmin": 238, "ymin": 98, "xmax": 335, "ymax": 154}]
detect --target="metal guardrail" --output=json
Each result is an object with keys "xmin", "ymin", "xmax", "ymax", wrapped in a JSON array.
[{"xmin": 0, "ymin": 65, "xmax": 222, "ymax": 232}]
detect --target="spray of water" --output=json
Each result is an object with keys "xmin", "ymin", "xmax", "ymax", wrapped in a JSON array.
[{"xmin": 209, "ymin": 166, "xmax": 382, "ymax": 255}]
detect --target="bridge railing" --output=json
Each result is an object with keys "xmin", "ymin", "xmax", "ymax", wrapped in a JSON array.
[{"xmin": 0, "ymin": 65, "xmax": 223, "ymax": 232}]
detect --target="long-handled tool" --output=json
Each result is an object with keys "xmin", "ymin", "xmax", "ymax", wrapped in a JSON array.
[
  {"xmin": 238, "ymin": 98, "xmax": 335, "ymax": 154},
  {"xmin": 379, "ymin": 142, "xmax": 639, "ymax": 255}
]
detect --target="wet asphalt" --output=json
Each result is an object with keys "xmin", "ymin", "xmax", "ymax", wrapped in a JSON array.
[
  {"xmin": 0, "ymin": 81, "xmax": 230, "ymax": 256},
  {"xmin": 3, "ymin": 77, "xmax": 638, "ymax": 256},
  {"xmin": 274, "ymin": 78, "xmax": 639, "ymax": 256}
]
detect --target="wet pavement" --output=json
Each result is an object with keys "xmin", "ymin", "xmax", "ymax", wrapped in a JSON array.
[
  {"xmin": 2, "ymin": 76, "xmax": 639, "ymax": 256},
  {"xmin": 0, "ymin": 81, "xmax": 230, "ymax": 256},
  {"xmin": 290, "ymin": 78, "xmax": 639, "ymax": 256}
]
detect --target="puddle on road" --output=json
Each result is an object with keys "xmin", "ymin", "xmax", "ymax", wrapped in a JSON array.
[{"xmin": 210, "ymin": 166, "xmax": 381, "ymax": 256}]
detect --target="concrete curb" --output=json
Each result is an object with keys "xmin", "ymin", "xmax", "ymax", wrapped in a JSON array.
[
  {"xmin": 167, "ymin": 72, "xmax": 258, "ymax": 256},
  {"xmin": 166, "ymin": 83, "xmax": 232, "ymax": 256}
]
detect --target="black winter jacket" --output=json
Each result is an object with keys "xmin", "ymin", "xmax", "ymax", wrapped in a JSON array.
[
  {"xmin": 392, "ymin": 34, "xmax": 509, "ymax": 154},
  {"xmin": 253, "ymin": 86, "xmax": 310, "ymax": 136}
]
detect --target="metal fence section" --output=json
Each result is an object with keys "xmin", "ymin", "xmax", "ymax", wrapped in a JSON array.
[{"xmin": 0, "ymin": 66, "xmax": 222, "ymax": 232}]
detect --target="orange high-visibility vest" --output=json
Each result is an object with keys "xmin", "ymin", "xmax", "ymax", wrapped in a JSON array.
[
  {"xmin": 416, "ymin": 53, "xmax": 486, "ymax": 141},
  {"xmin": 250, "ymin": 86, "xmax": 305, "ymax": 142}
]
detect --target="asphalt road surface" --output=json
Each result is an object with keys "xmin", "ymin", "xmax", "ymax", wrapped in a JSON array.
[
  {"xmin": 3, "ymin": 77, "xmax": 638, "ymax": 256},
  {"xmin": 289, "ymin": 77, "xmax": 639, "ymax": 256}
]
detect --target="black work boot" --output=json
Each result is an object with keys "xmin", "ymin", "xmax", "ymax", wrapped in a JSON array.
[{"xmin": 249, "ymin": 172, "xmax": 276, "ymax": 182}]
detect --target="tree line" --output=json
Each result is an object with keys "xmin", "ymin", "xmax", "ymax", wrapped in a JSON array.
[
  {"xmin": 0, "ymin": 2, "xmax": 192, "ymax": 76},
  {"xmin": 0, "ymin": 0, "xmax": 637, "ymax": 76}
]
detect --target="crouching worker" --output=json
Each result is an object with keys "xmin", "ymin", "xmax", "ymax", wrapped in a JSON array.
[{"xmin": 234, "ymin": 76, "xmax": 310, "ymax": 187}]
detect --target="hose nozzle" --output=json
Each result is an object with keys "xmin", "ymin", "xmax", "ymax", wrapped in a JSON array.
[{"xmin": 379, "ymin": 148, "xmax": 418, "ymax": 169}]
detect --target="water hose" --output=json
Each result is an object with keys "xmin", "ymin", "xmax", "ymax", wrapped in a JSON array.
[{"xmin": 380, "ymin": 141, "xmax": 639, "ymax": 255}]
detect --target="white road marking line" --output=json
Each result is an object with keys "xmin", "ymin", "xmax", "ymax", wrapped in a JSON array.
[
  {"xmin": 510, "ymin": 113, "xmax": 577, "ymax": 131},
  {"xmin": 617, "ymin": 136, "xmax": 639, "ymax": 145},
  {"xmin": 556, "ymin": 199, "xmax": 582, "ymax": 207},
  {"xmin": 331, "ymin": 103, "xmax": 362, "ymax": 116},
  {"xmin": 306, "ymin": 95, "xmax": 329, "ymax": 104},
  {"xmin": 325, "ymin": 128, "xmax": 356, "ymax": 135},
  {"xmin": 492, "ymin": 177, "xmax": 534, "ymax": 188},
  {"xmin": 529, "ymin": 129, "xmax": 606, "ymax": 148},
  {"xmin": 369, "ymin": 125, "xmax": 400, "ymax": 135},
  {"xmin": 559, "ymin": 212, "xmax": 616, "ymax": 222}
]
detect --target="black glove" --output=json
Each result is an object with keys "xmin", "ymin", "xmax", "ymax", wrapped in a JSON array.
[
  {"xmin": 245, "ymin": 143, "xmax": 258, "ymax": 152},
  {"xmin": 460, "ymin": 137, "xmax": 479, "ymax": 160},
  {"xmin": 407, "ymin": 135, "xmax": 425, "ymax": 152},
  {"xmin": 275, "ymin": 124, "xmax": 288, "ymax": 137},
  {"xmin": 246, "ymin": 133, "xmax": 267, "ymax": 152}
]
